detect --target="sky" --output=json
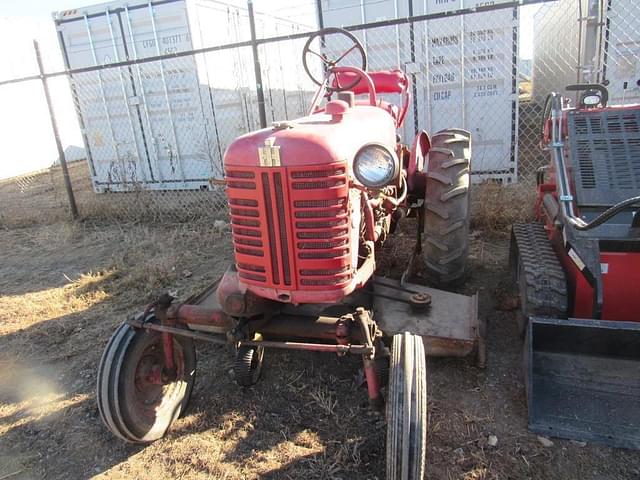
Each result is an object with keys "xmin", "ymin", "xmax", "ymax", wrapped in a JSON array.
[
  {"xmin": 0, "ymin": 0, "xmax": 539, "ymax": 56},
  {"xmin": 0, "ymin": 0, "xmax": 541, "ymax": 180},
  {"xmin": 0, "ymin": 0, "xmax": 105, "ymax": 17}
]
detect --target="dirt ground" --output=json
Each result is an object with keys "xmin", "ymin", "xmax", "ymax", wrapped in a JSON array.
[{"xmin": 1, "ymin": 220, "xmax": 639, "ymax": 480}]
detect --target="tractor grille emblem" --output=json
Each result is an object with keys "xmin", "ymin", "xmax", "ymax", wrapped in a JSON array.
[{"xmin": 259, "ymin": 137, "xmax": 281, "ymax": 167}]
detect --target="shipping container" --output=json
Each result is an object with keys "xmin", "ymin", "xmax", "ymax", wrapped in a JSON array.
[
  {"xmin": 532, "ymin": 0, "xmax": 640, "ymax": 106},
  {"xmin": 601, "ymin": 0, "xmax": 640, "ymax": 104},
  {"xmin": 319, "ymin": 0, "xmax": 520, "ymax": 182},
  {"xmin": 54, "ymin": 0, "xmax": 313, "ymax": 192}
]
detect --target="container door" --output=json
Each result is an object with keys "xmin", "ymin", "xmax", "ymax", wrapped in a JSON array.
[
  {"xmin": 192, "ymin": 0, "xmax": 261, "ymax": 164},
  {"xmin": 58, "ymin": 10, "xmax": 151, "ymax": 192},
  {"xmin": 122, "ymin": 1, "xmax": 218, "ymax": 189},
  {"xmin": 603, "ymin": 0, "xmax": 640, "ymax": 105},
  {"xmin": 421, "ymin": 0, "xmax": 519, "ymax": 182}
]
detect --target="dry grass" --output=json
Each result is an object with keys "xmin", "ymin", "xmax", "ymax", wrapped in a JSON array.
[
  {"xmin": 1, "ymin": 216, "xmax": 639, "ymax": 478},
  {"xmin": 471, "ymin": 181, "xmax": 536, "ymax": 232}
]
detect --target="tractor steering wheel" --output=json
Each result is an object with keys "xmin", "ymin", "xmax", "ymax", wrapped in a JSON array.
[{"xmin": 302, "ymin": 27, "xmax": 368, "ymax": 92}]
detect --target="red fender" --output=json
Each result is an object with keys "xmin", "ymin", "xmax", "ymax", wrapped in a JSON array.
[{"xmin": 407, "ymin": 130, "xmax": 430, "ymax": 194}]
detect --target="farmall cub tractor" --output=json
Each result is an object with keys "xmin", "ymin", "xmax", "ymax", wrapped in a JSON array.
[{"xmin": 98, "ymin": 28, "xmax": 483, "ymax": 478}]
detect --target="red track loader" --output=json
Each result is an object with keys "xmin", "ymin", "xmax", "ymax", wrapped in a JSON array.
[
  {"xmin": 97, "ymin": 28, "xmax": 484, "ymax": 477},
  {"xmin": 511, "ymin": 84, "xmax": 640, "ymax": 449}
]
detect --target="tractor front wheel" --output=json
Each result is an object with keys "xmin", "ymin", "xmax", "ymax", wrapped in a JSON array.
[
  {"xmin": 97, "ymin": 321, "xmax": 196, "ymax": 443},
  {"xmin": 386, "ymin": 332, "xmax": 427, "ymax": 480},
  {"xmin": 234, "ymin": 344, "xmax": 264, "ymax": 387},
  {"xmin": 423, "ymin": 128, "xmax": 472, "ymax": 286}
]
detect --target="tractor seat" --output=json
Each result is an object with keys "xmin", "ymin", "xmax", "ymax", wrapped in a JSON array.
[
  {"xmin": 333, "ymin": 69, "xmax": 409, "ymax": 95},
  {"xmin": 332, "ymin": 70, "xmax": 408, "ymax": 124},
  {"xmin": 567, "ymin": 106, "xmax": 640, "ymax": 207}
]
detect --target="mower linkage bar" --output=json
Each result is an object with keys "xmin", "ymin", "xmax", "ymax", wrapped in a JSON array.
[
  {"xmin": 127, "ymin": 316, "xmax": 227, "ymax": 345},
  {"xmin": 126, "ymin": 316, "xmax": 373, "ymax": 356},
  {"xmin": 240, "ymin": 339, "xmax": 372, "ymax": 355}
]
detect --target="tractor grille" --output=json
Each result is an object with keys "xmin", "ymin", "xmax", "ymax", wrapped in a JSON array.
[
  {"xmin": 568, "ymin": 107, "xmax": 640, "ymax": 206},
  {"xmin": 225, "ymin": 163, "xmax": 352, "ymax": 291}
]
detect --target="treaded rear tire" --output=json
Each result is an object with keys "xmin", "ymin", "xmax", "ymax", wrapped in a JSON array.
[{"xmin": 423, "ymin": 128, "xmax": 472, "ymax": 286}]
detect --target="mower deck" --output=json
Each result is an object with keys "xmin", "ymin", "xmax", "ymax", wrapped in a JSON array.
[
  {"xmin": 183, "ymin": 275, "xmax": 483, "ymax": 366},
  {"xmin": 373, "ymin": 276, "xmax": 484, "ymax": 366}
]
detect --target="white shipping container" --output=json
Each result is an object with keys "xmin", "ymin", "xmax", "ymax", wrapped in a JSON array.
[
  {"xmin": 532, "ymin": 0, "xmax": 640, "ymax": 106},
  {"xmin": 601, "ymin": 0, "xmax": 640, "ymax": 104},
  {"xmin": 320, "ymin": 0, "xmax": 519, "ymax": 182},
  {"xmin": 54, "ymin": 0, "xmax": 313, "ymax": 192}
]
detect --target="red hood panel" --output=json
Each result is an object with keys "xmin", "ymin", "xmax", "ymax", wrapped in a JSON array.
[{"xmin": 224, "ymin": 105, "xmax": 397, "ymax": 168}]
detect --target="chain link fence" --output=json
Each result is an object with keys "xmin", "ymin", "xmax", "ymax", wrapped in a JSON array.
[{"xmin": 0, "ymin": 0, "xmax": 638, "ymax": 228}]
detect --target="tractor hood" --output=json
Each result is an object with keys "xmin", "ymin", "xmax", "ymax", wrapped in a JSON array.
[{"xmin": 224, "ymin": 104, "xmax": 397, "ymax": 168}]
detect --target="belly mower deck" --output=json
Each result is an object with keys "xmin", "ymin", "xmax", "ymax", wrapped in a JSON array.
[
  {"xmin": 181, "ymin": 274, "xmax": 484, "ymax": 366},
  {"xmin": 372, "ymin": 276, "xmax": 484, "ymax": 366}
]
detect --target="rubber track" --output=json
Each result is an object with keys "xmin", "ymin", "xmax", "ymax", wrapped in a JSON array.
[{"xmin": 512, "ymin": 223, "xmax": 568, "ymax": 317}]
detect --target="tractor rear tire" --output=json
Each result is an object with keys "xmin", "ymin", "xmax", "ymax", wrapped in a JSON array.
[
  {"xmin": 423, "ymin": 128, "xmax": 472, "ymax": 286},
  {"xmin": 97, "ymin": 321, "xmax": 196, "ymax": 443},
  {"xmin": 386, "ymin": 332, "xmax": 427, "ymax": 480}
]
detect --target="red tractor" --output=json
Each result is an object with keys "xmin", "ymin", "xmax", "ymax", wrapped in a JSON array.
[
  {"xmin": 511, "ymin": 84, "xmax": 640, "ymax": 449},
  {"xmin": 97, "ymin": 28, "xmax": 484, "ymax": 477}
]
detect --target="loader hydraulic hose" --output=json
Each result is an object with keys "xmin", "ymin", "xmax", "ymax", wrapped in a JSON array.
[
  {"xmin": 539, "ymin": 93, "xmax": 554, "ymax": 146},
  {"xmin": 568, "ymin": 196, "xmax": 640, "ymax": 230},
  {"xmin": 548, "ymin": 92, "xmax": 580, "ymax": 222}
]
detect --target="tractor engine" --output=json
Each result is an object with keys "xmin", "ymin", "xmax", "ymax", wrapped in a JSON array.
[{"xmin": 223, "ymin": 99, "xmax": 399, "ymax": 305}]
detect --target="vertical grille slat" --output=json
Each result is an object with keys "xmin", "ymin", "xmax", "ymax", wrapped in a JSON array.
[
  {"xmin": 262, "ymin": 173, "xmax": 280, "ymax": 285},
  {"xmin": 274, "ymin": 173, "xmax": 291, "ymax": 286}
]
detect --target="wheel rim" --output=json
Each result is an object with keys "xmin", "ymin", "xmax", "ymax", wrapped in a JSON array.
[{"xmin": 131, "ymin": 340, "xmax": 186, "ymax": 423}]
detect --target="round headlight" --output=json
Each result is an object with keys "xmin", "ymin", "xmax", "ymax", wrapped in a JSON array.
[{"xmin": 353, "ymin": 144, "xmax": 399, "ymax": 188}]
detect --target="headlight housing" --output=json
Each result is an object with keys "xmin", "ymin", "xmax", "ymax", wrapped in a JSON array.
[{"xmin": 353, "ymin": 144, "xmax": 399, "ymax": 188}]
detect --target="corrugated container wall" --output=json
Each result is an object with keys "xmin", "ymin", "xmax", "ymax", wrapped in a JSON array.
[
  {"xmin": 54, "ymin": 0, "xmax": 314, "ymax": 192},
  {"xmin": 532, "ymin": 0, "xmax": 640, "ymax": 106},
  {"xmin": 320, "ymin": 0, "xmax": 520, "ymax": 182},
  {"xmin": 602, "ymin": 0, "xmax": 640, "ymax": 104}
]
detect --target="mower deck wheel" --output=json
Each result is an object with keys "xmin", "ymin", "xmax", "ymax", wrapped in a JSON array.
[
  {"xmin": 386, "ymin": 332, "xmax": 427, "ymax": 480},
  {"xmin": 97, "ymin": 321, "xmax": 196, "ymax": 443},
  {"xmin": 423, "ymin": 128, "xmax": 472, "ymax": 286},
  {"xmin": 234, "ymin": 344, "xmax": 264, "ymax": 387}
]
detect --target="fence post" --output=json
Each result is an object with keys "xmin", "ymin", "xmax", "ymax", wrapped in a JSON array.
[
  {"xmin": 315, "ymin": 0, "xmax": 324, "ymax": 29},
  {"xmin": 407, "ymin": 0, "xmax": 419, "ymax": 135},
  {"xmin": 34, "ymin": 40, "xmax": 79, "ymax": 220},
  {"xmin": 247, "ymin": 0, "xmax": 267, "ymax": 129}
]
